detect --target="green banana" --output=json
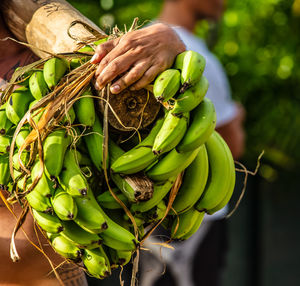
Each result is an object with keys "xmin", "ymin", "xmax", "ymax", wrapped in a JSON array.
[
  {"xmin": 195, "ymin": 131, "xmax": 233, "ymax": 212},
  {"xmin": 153, "ymin": 69, "xmax": 181, "ymax": 102},
  {"xmin": 52, "ymin": 187, "xmax": 78, "ymax": 220},
  {"xmin": 83, "ymin": 114, "xmax": 107, "ymax": 171},
  {"xmin": 0, "ymin": 154, "xmax": 10, "ymax": 186},
  {"xmin": 147, "ymin": 147, "xmax": 200, "ymax": 181},
  {"xmin": 70, "ymin": 57, "xmax": 89, "ymax": 69},
  {"xmin": 97, "ymin": 205, "xmax": 138, "ymax": 251},
  {"xmin": 152, "ymin": 112, "xmax": 189, "ymax": 155},
  {"xmin": 6, "ymin": 86, "xmax": 34, "ymax": 125},
  {"xmin": 50, "ymin": 234, "xmax": 83, "ymax": 260},
  {"xmin": 74, "ymin": 89, "xmax": 96, "ymax": 127},
  {"xmin": 31, "ymin": 160, "xmax": 55, "ymax": 198},
  {"xmin": 174, "ymin": 50, "xmax": 206, "ymax": 90},
  {"xmin": 59, "ymin": 149, "xmax": 89, "ymax": 196},
  {"xmin": 0, "ymin": 103, "xmax": 13, "ymax": 135},
  {"xmin": 171, "ymin": 76, "xmax": 209, "ymax": 114},
  {"xmin": 16, "ymin": 127, "xmax": 30, "ymax": 150},
  {"xmin": 43, "ymin": 128, "xmax": 71, "ymax": 177},
  {"xmin": 32, "ymin": 209, "xmax": 64, "ymax": 233},
  {"xmin": 109, "ymin": 248, "xmax": 132, "ymax": 268},
  {"xmin": 108, "ymin": 140, "xmax": 153, "ymax": 202},
  {"xmin": 177, "ymin": 97, "xmax": 216, "ymax": 153},
  {"xmin": 109, "ymin": 139, "xmax": 125, "ymax": 164},
  {"xmin": 0, "ymin": 135, "xmax": 11, "ymax": 154},
  {"xmin": 143, "ymin": 200, "xmax": 167, "ymax": 223},
  {"xmin": 14, "ymin": 67, "xmax": 34, "ymax": 86},
  {"xmin": 61, "ymin": 106, "xmax": 76, "ymax": 125},
  {"xmin": 74, "ymin": 195, "xmax": 107, "ymax": 234},
  {"xmin": 83, "ymin": 248, "xmax": 111, "ymax": 279},
  {"xmin": 206, "ymin": 137, "xmax": 236, "ymax": 215},
  {"xmin": 111, "ymin": 117, "xmax": 164, "ymax": 174},
  {"xmin": 61, "ymin": 220, "xmax": 102, "ymax": 249},
  {"xmin": 178, "ymin": 210, "xmax": 205, "ymax": 240},
  {"xmin": 171, "ymin": 145, "xmax": 209, "ymax": 214},
  {"xmin": 171, "ymin": 207, "xmax": 204, "ymax": 240},
  {"xmin": 130, "ymin": 177, "xmax": 176, "ymax": 213},
  {"xmin": 12, "ymin": 152, "xmax": 29, "ymax": 190},
  {"xmin": 28, "ymin": 100, "xmax": 44, "ymax": 124},
  {"xmin": 43, "ymin": 57, "xmax": 68, "ymax": 89},
  {"xmin": 26, "ymin": 189, "xmax": 52, "ymax": 213},
  {"xmin": 96, "ymin": 189, "xmax": 129, "ymax": 209},
  {"xmin": 29, "ymin": 70, "xmax": 48, "ymax": 100}
]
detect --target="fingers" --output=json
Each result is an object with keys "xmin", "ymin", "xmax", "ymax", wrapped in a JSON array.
[
  {"xmin": 130, "ymin": 65, "xmax": 163, "ymax": 91},
  {"xmin": 95, "ymin": 51, "xmax": 140, "ymax": 90},
  {"xmin": 90, "ymin": 38, "xmax": 118, "ymax": 64},
  {"xmin": 110, "ymin": 60, "xmax": 151, "ymax": 94}
]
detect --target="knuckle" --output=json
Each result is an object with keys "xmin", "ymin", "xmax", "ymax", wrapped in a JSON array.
[{"xmin": 109, "ymin": 62, "xmax": 118, "ymax": 73}]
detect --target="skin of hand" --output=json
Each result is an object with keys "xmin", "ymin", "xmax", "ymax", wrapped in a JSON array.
[{"xmin": 91, "ymin": 23, "xmax": 186, "ymax": 94}]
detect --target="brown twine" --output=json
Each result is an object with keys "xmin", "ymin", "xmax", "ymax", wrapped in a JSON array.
[{"xmin": 226, "ymin": 150, "xmax": 264, "ymax": 219}]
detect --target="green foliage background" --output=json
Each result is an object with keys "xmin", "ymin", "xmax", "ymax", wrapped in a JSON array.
[{"xmin": 68, "ymin": 0, "xmax": 300, "ymax": 181}]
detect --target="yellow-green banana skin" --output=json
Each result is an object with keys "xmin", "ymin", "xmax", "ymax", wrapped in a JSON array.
[
  {"xmin": 26, "ymin": 189, "xmax": 52, "ymax": 213},
  {"xmin": 31, "ymin": 160, "xmax": 55, "ymax": 198},
  {"xmin": 29, "ymin": 70, "xmax": 48, "ymax": 100},
  {"xmin": 174, "ymin": 50, "xmax": 206, "ymax": 89},
  {"xmin": 152, "ymin": 112, "xmax": 189, "ymax": 155},
  {"xmin": 74, "ymin": 89, "xmax": 96, "ymax": 127},
  {"xmin": 32, "ymin": 209, "xmax": 64, "ymax": 233},
  {"xmin": 111, "ymin": 117, "xmax": 164, "ymax": 174},
  {"xmin": 179, "ymin": 211, "xmax": 205, "ymax": 240},
  {"xmin": 51, "ymin": 234, "xmax": 83, "ymax": 260},
  {"xmin": 177, "ymin": 97, "xmax": 216, "ymax": 153},
  {"xmin": 43, "ymin": 57, "xmax": 68, "ymax": 89},
  {"xmin": 16, "ymin": 127, "xmax": 30, "ymax": 150},
  {"xmin": 0, "ymin": 136, "xmax": 11, "ymax": 155},
  {"xmin": 207, "ymin": 140, "xmax": 236, "ymax": 215},
  {"xmin": 84, "ymin": 114, "xmax": 107, "ymax": 171},
  {"xmin": 59, "ymin": 149, "xmax": 89, "ymax": 197},
  {"xmin": 0, "ymin": 103, "xmax": 13, "ymax": 135},
  {"xmin": 85, "ymin": 190, "xmax": 137, "ymax": 251},
  {"xmin": 171, "ymin": 76, "xmax": 209, "ymax": 114},
  {"xmin": 96, "ymin": 190, "xmax": 129, "ymax": 209},
  {"xmin": 52, "ymin": 187, "xmax": 78, "ymax": 220},
  {"xmin": 171, "ymin": 208, "xmax": 203, "ymax": 239},
  {"xmin": 43, "ymin": 129, "xmax": 71, "ymax": 177},
  {"xmin": 147, "ymin": 147, "xmax": 200, "ymax": 182},
  {"xmin": 109, "ymin": 248, "xmax": 132, "ymax": 268},
  {"xmin": 153, "ymin": 69, "xmax": 181, "ymax": 102},
  {"xmin": 74, "ymin": 196, "xmax": 107, "ymax": 234},
  {"xmin": 83, "ymin": 248, "xmax": 111, "ymax": 279},
  {"xmin": 195, "ymin": 131, "xmax": 232, "ymax": 212},
  {"xmin": 0, "ymin": 154, "xmax": 10, "ymax": 186},
  {"xmin": 6, "ymin": 87, "xmax": 34, "ymax": 125},
  {"xmin": 61, "ymin": 220, "xmax": 102, "ymax": 249},
  {"xmin": 108, "ymin": 141, "xmax": 138, "ymax": 202},
  {"xmin": 130, "ymin": 177, "xmax": 176, "ymax": 213},
  {"xmin": 171, "ymin": 144, "xmax": 209, "ymax": 214}
]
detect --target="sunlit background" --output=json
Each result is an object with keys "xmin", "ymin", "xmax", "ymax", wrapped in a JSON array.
[{"xmin": 68, "ymin": 0, "xmax": 300, "ymax": 285}]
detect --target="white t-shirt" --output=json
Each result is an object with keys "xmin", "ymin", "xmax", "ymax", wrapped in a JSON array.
[{"xmin": 173, "ymin": 26, "xmax": 238, "ymax": 219}]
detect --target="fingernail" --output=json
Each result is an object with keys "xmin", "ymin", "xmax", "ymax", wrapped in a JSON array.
[
  {"xmin": 90, "ymin": 54, "xmax": 98, "ymax": 63},
  {"xmin": 110, "ymin": 84, "xmax": 121, "ymax": 94}
]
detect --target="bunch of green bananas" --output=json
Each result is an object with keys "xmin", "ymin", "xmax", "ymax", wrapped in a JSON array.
[{"xmin": 0, "ymin": 50, "xmax": 236, "ymax": 279}]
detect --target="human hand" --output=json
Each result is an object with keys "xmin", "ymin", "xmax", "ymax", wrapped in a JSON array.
[{"xmin": 91, "ymin": 23, "xmax": 186, "ymax": 94}]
